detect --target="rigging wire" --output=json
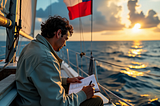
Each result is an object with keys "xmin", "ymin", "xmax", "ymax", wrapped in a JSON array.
[
  {"xmin": 95, "ymin": 58, "xmax": 126, "ymax": 68},
  {"xmin": 48, "ymin": 0, "xmax": 52, "ymax": 16},
  {"xmin": 50, "ymin": 0, "xmax": 52, "ymax": 15},
  {"xmin": 79, "ymin": 19, "xmax": 89, "ymax": 70},
  {"xmin": 77, "ymin": 0, "xmax": 89, "ymax": 74},
  {"xmin": 66, "ymin": 48, "xmax": 160, "ymax": 77}
]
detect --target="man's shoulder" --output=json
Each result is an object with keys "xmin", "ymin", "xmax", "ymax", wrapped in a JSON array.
[
  {"xmin": 29, "ymin": 41, "xmax": 54, "ymax": 59},
  {"xmin": 19, "ymin": 40, "xmax": 59, "ymax": 67},
  {"xmin": 20, "ymin": 41, "xmax": 53, "ymax": 63}
]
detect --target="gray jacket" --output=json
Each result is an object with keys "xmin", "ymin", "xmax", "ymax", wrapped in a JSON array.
[{"xmin": 16, "ymin": 34, "xmax": 86, "ymax": 106}]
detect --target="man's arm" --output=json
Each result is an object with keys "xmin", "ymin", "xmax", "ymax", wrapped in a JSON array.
[{"xmin": 30, "ymin": 59, "xmax": 87, "ymax": 106}]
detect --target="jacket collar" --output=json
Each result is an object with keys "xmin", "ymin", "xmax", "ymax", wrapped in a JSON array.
[{"xmin": 36, "ymin": 34, "xmax": 62, "ymax": 64}]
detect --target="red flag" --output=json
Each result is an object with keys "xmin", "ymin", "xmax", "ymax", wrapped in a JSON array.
[{"xmin": 63, "ymin": 0, "xmax": 92, "ymax": 20}]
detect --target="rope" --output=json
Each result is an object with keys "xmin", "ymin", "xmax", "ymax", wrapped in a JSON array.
[
  {"xmin": 95, "ymin": 58, "xmax": 126, "ymax": 68},
  {"xmin": 0, "ymin": 55, "xmax": 15, "ymax": 72},
  {"xmin": 65, "ymin": 48, "xmax": 127, "ymax": 68},
  {"xmin": 5, "ymin": 35, "xmax": 18, "ymax": 62},
  {"xmin": 69, "ymin": 62, "xmax": 89, "ymax": 77},
  {"xmin": 99, "ymin": 83, "xmax": 112, "ymax": 104},
  {"xmin": 98, "ymin": 84, "xmax": 133, "ymax": 106}
]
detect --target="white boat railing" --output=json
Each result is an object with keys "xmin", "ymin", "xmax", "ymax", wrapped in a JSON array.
[{"xmin": 58, "ymin": 48, "xmax": 133, "ymax": 106}]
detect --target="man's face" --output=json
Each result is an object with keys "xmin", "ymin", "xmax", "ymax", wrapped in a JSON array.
[{"xmin": 56, "ymin": 32, "xmax": 69, "ymax": 52}]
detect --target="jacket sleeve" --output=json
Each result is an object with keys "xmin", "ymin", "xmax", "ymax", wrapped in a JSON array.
[
  {"xmin": 29, "ymin": 58, "xmax": 87, "ymax": 106},
  {"xmin": 62, "ymin": 78, "xmax": 68, "ymax": 85}
]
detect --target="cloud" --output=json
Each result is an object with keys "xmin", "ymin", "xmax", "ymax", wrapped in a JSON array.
[
  {"xmin": 36, "ymin": 0, "xmax": 69, "ymax": 19},
  {"xmin": 127, "ymin": 0, "xmax": 160, "ymax": 28},
  {"xmin": 35, "ymin": 18, "xmax": 43, "ymax": 30},
  {"xmin": 36, "ymin": 0, "xmax": 125, "ymax": 32},
  {"xmin": 101, "ymin": 30, "xmax": 124, "ymax": 35},
  {"xmin": 154, "ymin": 28, "xmax": 160, "ymax": 32},
  {"xmin": 154, "ymin": 23, "xmax": 160, "ymax": 32},
  {"xmin": 151, "ymin": 0, "xmax": 160, "ymax": 2},
  {"xmin": 92, "ymin": 0, "xmax": 125, "ymax": 32}
]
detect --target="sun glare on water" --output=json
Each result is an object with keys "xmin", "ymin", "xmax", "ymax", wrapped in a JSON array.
[{"xmin": 132, "ymin": 23, "xmax": 141, "ymax": 33}]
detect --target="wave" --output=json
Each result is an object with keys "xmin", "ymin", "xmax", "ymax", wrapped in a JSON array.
[
  {"xmin": 145, "ymin": 66, "xmax": 160, "ymax": 72},
  {"xmin": 151, "ymin": 66, "xmax": 160, "ymax": 71},
  {"xmin": 93, "ymin": 51, "xmax": 124, "ymax": 57},
  {"xmin": 118, "ymin": 54, "xmax": 145, "ymax": 60},
  {"xmin": 141, "ymin": 54, "xmax": 160, "ymax": 57},
  {"xmin": 108, "ymin": 72, "xmax": 138, "ymax": 83},
  {"xmin": 142, "ymin": 100, "xmax": 160, "ymax": 106}
]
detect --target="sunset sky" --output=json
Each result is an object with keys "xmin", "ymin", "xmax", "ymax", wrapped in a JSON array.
[
  {"xmin": 0, "ymin": 0, "xmax": 160, "ymax": 41},
  {"xmin": 35, "ymin": 0, "xmax": 160, "ymax": 41}
]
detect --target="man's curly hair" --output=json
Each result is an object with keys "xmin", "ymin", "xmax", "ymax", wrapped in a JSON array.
[{"xmin": 41, "ymin": 15, "xmax": 73, "ymax": 38}]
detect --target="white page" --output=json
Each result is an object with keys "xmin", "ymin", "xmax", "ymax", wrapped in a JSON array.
[{"xmin": 68, "ymin": 74, "xmax": 100, "ymax": 94}]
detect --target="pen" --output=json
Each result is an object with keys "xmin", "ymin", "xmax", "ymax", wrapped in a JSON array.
[{"xmin": 89, "ymin": 81, "xmax": 92, "ymax": 85}]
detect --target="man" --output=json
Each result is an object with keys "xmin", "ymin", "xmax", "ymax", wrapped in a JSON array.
[{"xmin": 16, "ymin": 15, "xmax": 103, "ymax": 106}]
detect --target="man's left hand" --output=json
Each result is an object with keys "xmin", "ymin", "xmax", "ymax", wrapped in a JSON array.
[{"xmin": 67, "ymin": 76, "xmax": 84, "ymax": 83}]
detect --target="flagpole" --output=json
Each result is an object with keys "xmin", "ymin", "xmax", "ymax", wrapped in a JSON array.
[
  {"xmin": 91, "ymin": 0, "xmax": 93, "ymax": 56},
  {"xmin": 88, "ymin": 0, "xmax": 94, "ymax": 75}
]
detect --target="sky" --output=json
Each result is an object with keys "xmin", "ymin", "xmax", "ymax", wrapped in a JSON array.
[
  {"xmin": 35, "ymin": 0, "xmax": 160, "ymax": 41},
  {"xmin": 0, "ymin": 0, "xmax": 160, "ymax": 41}
]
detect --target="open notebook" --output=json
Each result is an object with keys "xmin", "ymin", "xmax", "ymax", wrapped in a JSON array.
[{"xmin": 68, "ymin": 74, "xmax": 100, "ymax": 95}]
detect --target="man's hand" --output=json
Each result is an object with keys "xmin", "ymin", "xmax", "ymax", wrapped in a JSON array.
[
  {"xmin": 82, "ymin": 84, "xmax": 95, "ymax": 99},
  {"xmin": 67, "ymin": 76, "xmax": 84, "ymax": 83}
]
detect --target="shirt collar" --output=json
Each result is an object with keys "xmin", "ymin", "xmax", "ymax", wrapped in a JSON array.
[{"xmin": 36, "ymin": 34, "xmax": 62, "ymax": 64}]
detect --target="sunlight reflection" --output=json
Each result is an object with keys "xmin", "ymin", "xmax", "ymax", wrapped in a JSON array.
[
  {"xmin": 131, "ymin": 45, "xmax": 143, "ymax": 49},
  {"xmin": 116, "ymin": 99, "xmax": 132, "ymax": 106},
  {"xmin": 129, "ymin": 62, "xmax": 147, "ymax": 69},
  {"xmin": 128, "ymin": 49, "xmax": 143, "ymax": 57},
  {"xmin": 120, "ymin": 68, "xmax": 150, "ymax": 77},
  {"xmin": 128, "ymin": 41, "xmax": 146, "ymax": 57},
  {"xmin": 141, "ymin": 94, "xmax": 150, "ymax": 97},
  {"xmin": 148, "ymin": 97, "xmax": 158, "ymax": 103},
  {"xmin": 125, "ymin": 41, "xmax": 150, "ymax": 77},
  {"xmin": 131, "ymin": 41, "xmax": 143, "ymax": 49}
]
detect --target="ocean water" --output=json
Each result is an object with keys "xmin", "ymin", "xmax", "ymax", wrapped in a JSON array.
[{"xmin": 1, "ymin": 40, "xmax": 160, "ymax": 106}]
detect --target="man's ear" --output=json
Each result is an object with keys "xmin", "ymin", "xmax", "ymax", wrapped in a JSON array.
[{"xmin": 56, "ymin": 29, "xmax": 62, "ymax": 38}]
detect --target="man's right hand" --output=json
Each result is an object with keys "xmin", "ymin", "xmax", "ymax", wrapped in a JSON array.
[{"xmin": 82, "ymin": 84, "xmax": 95, "ymax": 99}]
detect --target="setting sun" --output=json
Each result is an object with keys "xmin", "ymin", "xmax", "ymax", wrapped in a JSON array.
[{"xmin": 132, "ymin": 23, "xmax": 141, "ymax": 33}]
